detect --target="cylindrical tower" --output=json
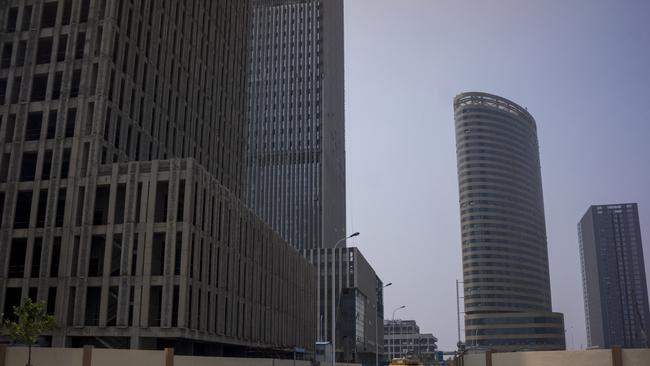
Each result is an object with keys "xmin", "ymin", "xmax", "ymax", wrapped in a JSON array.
[{"xmin": 453, "ymin": 92, "xmax": 565, "ymax": 351}]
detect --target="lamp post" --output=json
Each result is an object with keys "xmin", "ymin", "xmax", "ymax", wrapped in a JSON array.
[
  {"xmin": 376, "ymin": 282, "xmax": 392, "ymax": 366},
  {"xmin": 391, "ymin": 305, "xmax": 406, "ymax": 361},
  {"xmin": 331, "ymin": 232, "xmax": 359, "ymax": 366}
]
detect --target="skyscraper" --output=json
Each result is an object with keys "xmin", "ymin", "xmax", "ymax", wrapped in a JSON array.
[
  {"xmin": 0, "ymin": 0, "xmax": 315, "ymax": 354},
  {"xmin": 453, "ymin": 92, "xmax": 565, "ymax": 351},
  {"xmin": 579, "ymin": 203, "xmax": 649, "ymax": 348},
  {"xmin": 246, "ymin": 5, "xmax": 386, "ymax": 364},
  {"xmin": 246, "ymin": 0, "xmax": 346, "ymax": 250}
]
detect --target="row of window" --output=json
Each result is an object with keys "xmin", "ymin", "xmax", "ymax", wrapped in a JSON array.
[
  {"xmin": 0, "ymin": 70, "xmax": 82, "ymax": 105},
  {"xmin": 1, "ymin": 33, "xmax": 85, "ymax": 69},
  {"xmin": 1, "ymin": 109, "xmax": 75, "ymax": 144},
  {"xmin": 5, "ymin": 1, "xmax": 90, "ymax": 33},
  {"xmin": 6, "ymin": 237, "xmax": 61, "ymax": 279},
  {"xmin": 6, "ymin": 231, "xmax": 180, "ymax": 280}
]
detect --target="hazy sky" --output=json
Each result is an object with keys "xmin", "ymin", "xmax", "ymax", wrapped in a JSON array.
[{"xmin": 343, "ymin": 0, "xmax": 650, "ymax": 351}]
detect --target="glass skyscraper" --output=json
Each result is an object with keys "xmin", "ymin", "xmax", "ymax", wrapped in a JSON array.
[
  {"xmin": 246, "ymin": 0, "xmax": 346, "ymax": 250},
  {"xmin": 453, "ymin": 92, "xmax": 565, "ymax": 351},
  {"xmin": 579, "ymin": 203, "xmax": 650, "ymax": 348}
]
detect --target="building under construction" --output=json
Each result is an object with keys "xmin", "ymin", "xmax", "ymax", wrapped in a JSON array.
[{"xmin": 0, "ymin": 0, "xmax": 315, "ymax": 355}]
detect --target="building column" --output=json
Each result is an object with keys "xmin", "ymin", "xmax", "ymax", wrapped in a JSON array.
[
  {"xmin": 611, "ymin": 346, "xmax": 622, "ymax": 366},
  {"xmin": 82, "ymin": 346, "xmax": 93, "ymax": 366}
]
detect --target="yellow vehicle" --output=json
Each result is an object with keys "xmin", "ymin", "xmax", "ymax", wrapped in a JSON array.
[{"xmin": 389, "ymin": 355, "xmax": 423, "ymax": 366}]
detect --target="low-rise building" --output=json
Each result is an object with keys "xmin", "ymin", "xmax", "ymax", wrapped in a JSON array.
[
  {"xmin": 302, "ymin": 247, "xmax": 384, "ymax": 366},
  {"xmin": 384, "ymin": 319, "xmax": 438, "ymax": 364}
]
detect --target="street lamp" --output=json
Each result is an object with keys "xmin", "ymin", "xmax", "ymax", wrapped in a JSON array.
[
  {"xmin": 376, "ymin": 282, "xmax": 392, "ymax": 366},
  {"xmin": 331, "ymin": 232, "xmax": 359, "ymax": 366},
  {"xmin": 391, "ymin": 305, "xmax": 406, "ymax": 361}
]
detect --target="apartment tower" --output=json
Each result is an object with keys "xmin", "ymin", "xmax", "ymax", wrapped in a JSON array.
[
  {"xmin": 0, "ymin": 0, "xmax": 315, "ymax": 354},
  {"xmin": 453, "ymin": 92, "xmax": 565, "ymax": 351},
  {"xmin": 246, "ymin": 0, "xmax": 346, "ymax": 250},
  {"xmin": 579, "ymin": 204, "xmax": 649, "ymax": 348}
]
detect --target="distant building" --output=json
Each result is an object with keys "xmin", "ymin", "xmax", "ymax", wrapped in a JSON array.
[
  {"xmin": 246, "ymin": 0, "xmax": 347, "ymax": 250},
  {"xmin": 302, "ymin": 247, "xmax": 383, "ymax": 366},
  {"xmin": 579, "ymin": 203, "xmax": 650, "ymax": 348},
  {"xmin": 384, "ymin": 319, "xmax": 437, "ymax": 363},
  {"xmin": 453, "ymin": 92, "xmax": 566, "ymax": 351}
]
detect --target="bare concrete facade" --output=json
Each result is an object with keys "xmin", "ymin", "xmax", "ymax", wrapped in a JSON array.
[{"xmin": 0, "ymin": 0, "xmax": 315, "ymax": 354}]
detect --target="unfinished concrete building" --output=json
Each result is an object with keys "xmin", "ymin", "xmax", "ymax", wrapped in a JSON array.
[{"xmin": 0, "ymin": 0, "xmax": 315, "ymax": 355}]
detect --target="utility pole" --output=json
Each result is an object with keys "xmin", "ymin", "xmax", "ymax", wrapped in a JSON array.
[{"xmin": 456, "ymin": 280, "xmax": 462, "ymax": 346}]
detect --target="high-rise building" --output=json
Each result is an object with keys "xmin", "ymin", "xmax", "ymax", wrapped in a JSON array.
[
  {"xmin": 0, "ymin": 0, "xmax": 315, "ymax": 354},
  {"xmin": 453, "ymin": 92, "xmax": 565, "ymax": 351},
  {"xmin": 578, "ymin": 203, "xmax": 650, "ymax": 348},
  {"xmin": 246, "ymin": 2, "xmax": 378, "ymax": 363},
  {"xmin": 246, "ymin": 0, "xmax": 346, "ymax": 250}
]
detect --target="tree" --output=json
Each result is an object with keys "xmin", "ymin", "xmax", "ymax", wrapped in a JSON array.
[{"xmin": 1, "ymin": 298, "xmax": 56, "ymax": 366}]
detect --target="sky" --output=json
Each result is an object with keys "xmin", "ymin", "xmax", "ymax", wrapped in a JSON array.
[{"xmin": 342, "ymin": 0, "xmax": 650, "ymax": 351}]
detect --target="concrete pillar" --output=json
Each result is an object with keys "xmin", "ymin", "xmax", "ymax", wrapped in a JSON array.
[
  {"xmin": 0, "ymin": 344, "xmax": 7, "ymax": 366},
  {"xmin": 82, "ymin": 346, "xmax": 93, "ymax": 366},
  {"xmin": 485, "ymin": 351, "xmax": 492, "ymax": 366},
  {"xmin": 611, "ymin": 346, "xmax": 622, "ymax": 366},
  {"xmin": 164, "ymin": 348, "xmax": 174, "ymax": 366}
]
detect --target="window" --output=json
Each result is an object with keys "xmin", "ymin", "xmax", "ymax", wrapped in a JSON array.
[
  {"xmin": 0, "ymin": 78, "xmax": 6, "ymax": 104},
  {"xmin": 36, "ymin": 37, "xmax": 53, "ymax": 64},
  {"xmin": 107, "ymin": 287, "xmax": 118, "ymax": 326},
  {"xmin": 60, "ymin": 148, "xmax": 71, "ymax": 178},
  {"xmin": 174, "ymin": 233, "xmax": 182, "ymax": 275},
  {"xmin": 85, "ymin": 287, "xmax": 101, "ymax": 326},
  {"xmin": 14, "ymin": 191, "xmax": 32, "ymax": 228},
  {"xmin": 151, "ymin": 233, "xmax": 165, "ymax": 275},
  {"xmin": 79, "ymin": 0, "xmax": 90, "ymax": 22},
  {"xmin": 114, "ymin": 184, "xmax": 126, "ymax": 224},
  {"xmin": 110, "ymin": 236, "xmax": 122, "ymax": 276},
  {"xmin": 89, "ymin": 236, "xmax": 105, "ymax": 277},
  {"xmin": 19, "ymin": 152, "xmax": 38, "ymax": 181},
  {"xmin": 41, "ymin": 150, "xmax": 53, "ymax": 179},
  {"xmin": 0, "ymin": 154, "xmax": 10, "ymax": 182},
  {"xmin": 47, "ymin": 111, "xmax": 57, "ymax": 138},
  {"xmin": 52, "ymin": 72, "xmax": 63, "ymax": 99},
  {"xmin": 1, "ymin": 42, "xmax": 12, "ymax": 68},
  {"xmin": 93, "ymin": 186, "xmax": 110, "ymax": 224},
  {"xmin": 36, "ymin": 189, "xmax": 48, "ymax": 227},
  {"xmin": 41, "ymin": 2, "xmax": 58, "ymax": 28},
  {"xmin": 70, "ymin": 70, "xmax": 81, "ymax": 97},
  {"xmin": 65, "ymin": 108, "xmax": 76, "ymax": 137},
  {"xmin": 56, "ymin": 35, "xmax": 67, "ymax": 62},
  {"xmin": 47, "ymin": 287, "xmax": 56, "ymax": 314},
  {"xmin": 55, "ymin": 188, "xmax": 66, "ymax": 226},
  {"xmin": 75, "ymin": 32, "xmax": 85, "ymax": 59},
  {"xmin": 149, "ymin": 286, "xmax": 162, "ymax": 326},
  {"xmin": 21, "ymin": 6, "xmax": 32, "ymax": 31},
  {"xmin": 25, "ymin": 112, "xmax": 43, "ymax": 141},
  {"xmin": 0, "ymin": 192, "xmax": 4, "ymax": 224},
  {"xmin": 61, "ymin": 0, "xmax": 72, "ymax": 25},
  {"xmin": 154, "ymin": 182, "xmax": 169, "ymax": 222},
  {"xmin": 31, "ymin": 238, "xmax": 43, "ymax": 277},
  {"xmin": 15, "ymin": 41, "xmax": 26, "ymax": 66},
  {"xmin": 31, "ymin": 74, "xmax": 48, "ymax": 101},
  {"xmin": 8, "ymin": 239, "xmax": 27, "ymax": 278},
  {"xmin": 10, "ymin": 76, "xmax": 21, "ymax": 104},
  {"xmin": 6, "ymin": 7, "xmax": 18, "ymax": 32}
]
